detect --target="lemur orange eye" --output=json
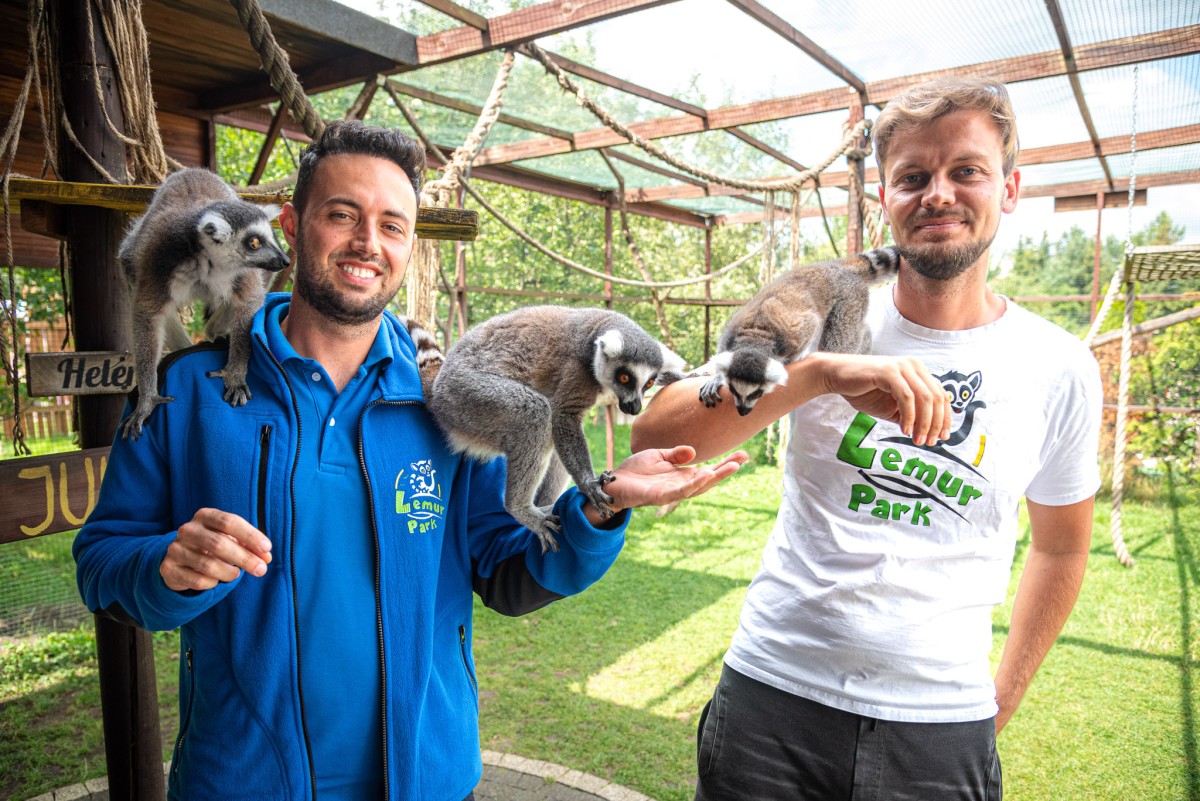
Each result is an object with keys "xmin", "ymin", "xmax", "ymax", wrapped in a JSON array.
[
  {"xmin": 248, "ymin": 236, "xmax": 262, "ymax": 249},
  {"xmin": 644, "ymin": 379, "xmax": 655, "ymax": 390},
  {"xmin": 618, "ymin": 374, "xmax": 631, "ymax": 384}
]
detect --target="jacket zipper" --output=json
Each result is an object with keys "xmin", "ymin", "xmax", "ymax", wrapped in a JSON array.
[
  {"xmin": 358, "ymin": 398, "xmax": 422, "ymax": 801},
  {"xmin": 172, "ymin": 646, "xmax": 195, "ymax": 776},
  {"xmin": 458, "ymin": 625, "xmax": 478, "ymax": 694},
  {"xmin": 257, "ymin": 334, "xmax": 318, "ymax": 800},
  {"xmin": 257, "ymin": 425, "xmax": 272, "ymax": 530}
]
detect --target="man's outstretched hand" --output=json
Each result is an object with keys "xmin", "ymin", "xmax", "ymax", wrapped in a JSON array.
[{"xmin": 583, "ymin": 445, "xmax": 749, "ymax": 525}]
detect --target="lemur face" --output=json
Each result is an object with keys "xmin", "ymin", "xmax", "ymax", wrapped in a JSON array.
[
  {"xmin": 719, "ymin": 350, "xmax": 789, "ymax": 416},
  {"xmin": 607, "ymin": 362, "xmax": 660, "ymax": 416},
  {"xmin": 593, "ymin": 329, "xmax": 671, "ymax": 416}
]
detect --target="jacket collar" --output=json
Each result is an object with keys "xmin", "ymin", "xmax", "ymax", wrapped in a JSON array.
[{"xmin": 253, "ymin": 293, "xmax": 425, "ymax": 403}]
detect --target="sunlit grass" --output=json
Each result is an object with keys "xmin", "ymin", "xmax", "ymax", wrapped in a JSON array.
[{"xmin": 2, "ymin": 423, "xmax": 1198, "ymax": 801}]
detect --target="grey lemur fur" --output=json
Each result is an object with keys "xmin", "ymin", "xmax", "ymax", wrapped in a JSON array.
[
  {"xmin": 427, "ymin": 306, "xmax": 685, "ymax": 553},
  {"xmin": 699, "ymin": 246, "xmax": 901, "ymax": 416},
  {"xmin": 118, "ymin": 167, "xmax": 289, "ymax": 440}
]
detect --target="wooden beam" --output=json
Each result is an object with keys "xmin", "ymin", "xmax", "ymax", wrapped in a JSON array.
[
  {"xmin": 463, "ymin": 162, "xmax": 710, "ymax": 227},
  {"xmin": 604, "ymin": 148, "xmax": 707, "ymax": 188},
  {"xmin": 414, "ymin": 0, "xmax": 489, "ymax": 30},
  {"xmin": 1043, "ymin": 0, "xmax": 1114, "ymax": 190},
  {"xmin": 258, "ymin": 0, "xmax": 418, "ymax": 64},
  {"xmin": 473, "ymin": 25, "xmax": 1200, "ymax": 167},
  {"xmin": 203, "ymin": 51, "xmax": 397, "ymax": 113},
  {"xmin": 416, "ymin": 0, "xmax": 684, "ymax": 65},
  {"xmin": 18, "ymin": 200, "xmax": 67, "ymax": 241},
  {"xmin": 1090, "ymin": 305, "xmax": 1200, "ymax": 348},
  {"xmin": 384, "ymin": 78, "xmax": 576, "ymax": 141},
  {"xmin": 1074, "ymin": 24, "xmax": 1200, "ymax": 72},
  {"xmin": 724, "ymin": 0, "xmax": 865, "ymax": 93},
  {"xmin": 5, "ymin": 178, "xmax": 480, "ymax": 241},
  {"xmin": 1054, "ymin": 189, "xmax": 1146, "ymax": 213},
  {"xmin": 727, "ymin": 127, "xmax": 808, "ymax": 172},
  {"xmin": 1019, "ymin": 123, "xmax": 1200, "ymax": 165},
  {"xmin": 619, "ymin": 120, "xmax": 1200, "ymax": 204},
  {"xmin": 519, "ymin": 45, "xmax": 709, "ymax": 120},
  {"xmin": 460, "ymin": 283, "xmax": 746, "ymax": 307},
  {"xmin": 1019, "ymin": 169, "xmax": 1200, "ymax": 199},
  {"xmin": 714, "ymin": 205, "xmax": 849, "ymax": 226},
  {"xmin": 246, "ymin": 103, "xmax": 288, "ymax": 186}
]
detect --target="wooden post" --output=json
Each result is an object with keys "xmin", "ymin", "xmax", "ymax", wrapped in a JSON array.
[
  {"xmin": 703, "ymin": 222, "xmax": 713, "ymax": 363},
  {"xmin": 54, "ymin": 2, "xmax": 165, "ymax": 799},
  {"xmin": 603, "ymin": 205, "xmax": 614, "ymax": 471},
  {"xmin": 451, "ymin": 185, "xmax": 467, "ymax": 343},
  {"xmin": 1091, "ymin": 191, "xmax": 1104, "ymax": 321},
  {"xmin": 845, "ymin": 94, "xmax": 866, "ymax": 256}
]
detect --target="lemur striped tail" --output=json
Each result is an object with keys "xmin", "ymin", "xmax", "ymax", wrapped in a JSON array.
[
  {"xmin": 400, "ymin": 315, "xmax": 444, "ymax": 399},
  {"xmin": 855, "ymin": 246, "xmax": 901, "ymax": 282}
]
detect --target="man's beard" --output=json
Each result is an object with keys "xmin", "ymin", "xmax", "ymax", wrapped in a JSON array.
[
  {"xmin": 895, "ymin": 212, "xmax": 995, "ymax": 281},
  {"xmin": 293, "ymin": 230, "xmax": 394, "ymax": 326}
]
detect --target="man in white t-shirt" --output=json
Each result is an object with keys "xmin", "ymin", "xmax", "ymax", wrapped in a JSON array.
[{"xmin": 632, "ymin": 76, "xmax": 1102, "ymax": 800}]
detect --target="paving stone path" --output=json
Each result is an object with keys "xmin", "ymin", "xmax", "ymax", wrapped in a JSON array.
[{"xmin": 24, "ymin": 751, "xmax": 655, "ymax": 801}]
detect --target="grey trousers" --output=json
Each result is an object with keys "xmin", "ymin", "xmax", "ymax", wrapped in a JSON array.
[{"xmin": 694, "ymin": 664, "xmax": 1002, "ymax": 801}]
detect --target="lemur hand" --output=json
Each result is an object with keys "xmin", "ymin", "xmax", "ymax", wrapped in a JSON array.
[
  {"xmin": 161, "ymin": 508, "xmax": 273, "ymax": 592},
  {"xmin": 583, "ymin": 445, "xmax": 749, "ymax": 525}
]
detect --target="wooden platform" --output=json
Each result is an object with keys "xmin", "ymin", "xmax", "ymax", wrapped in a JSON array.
[{"xmin": 6, "ymin": 178, "xmax": 478, "ymax": 241}]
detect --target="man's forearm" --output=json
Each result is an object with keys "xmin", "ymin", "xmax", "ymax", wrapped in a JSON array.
[
  {"xmin": 993, "ymin": 537, "xmax": 1089, "ymax": 733},
  {"xmin": 632, "ymin": 351, "xmax": 951, "ymax": 461},
  {"xmin": 632, "ymin": 358, "xmax": 828, "ymax": 462}
]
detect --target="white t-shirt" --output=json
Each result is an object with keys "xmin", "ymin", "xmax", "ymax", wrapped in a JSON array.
[{"xmin": 725, "ymin": 287, "xmax": 1102, "ymax": 723}]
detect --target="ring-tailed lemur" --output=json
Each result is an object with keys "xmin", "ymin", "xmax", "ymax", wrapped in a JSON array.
[
  {"xmin": 427, "ymin": 306, "xmax": 685, "ymax": 553},
  {"xmin": 699, "ymin": 247, "xmax": 901, "ymax": 416},
  {"xmin": 118, "ymin": 168, "xmax": 289, "ymax": 440}
]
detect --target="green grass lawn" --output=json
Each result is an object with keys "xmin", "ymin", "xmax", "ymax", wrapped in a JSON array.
[{"xmin": 1, "ymin": 425, "xmax": 1197, "ymax": 800}]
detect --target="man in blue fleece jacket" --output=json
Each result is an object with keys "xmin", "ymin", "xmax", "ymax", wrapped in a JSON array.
[{"xmin": 74, "ymin": 120, "xmax": 746, "ymax": 801}]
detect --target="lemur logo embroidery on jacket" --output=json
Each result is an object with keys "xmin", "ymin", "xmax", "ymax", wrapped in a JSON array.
[{"xmin": 394, "ymin": 459, "xmax": 445, "ymax": 535}]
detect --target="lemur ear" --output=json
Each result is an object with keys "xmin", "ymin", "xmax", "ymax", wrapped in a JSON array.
[
  {"xmin": 765, "ymin": 358, "xmax": 789, "ymax": 387},
  {"xmin": 711, "ymin": 351, "xmax": 733, "ymax": 371},
  {"xmin": 197, "ymin": 210, "xmax": 233, "ymax": 243},
  {"xmin": 259, "ymin": 204, "xmax": 282, "ymax": 221},
  {"xmin": 597, "ymin": 330, "xmax": 624, "ymax": 358},
  {"xmin": 659, "ymin": 344, "xmax": 686, "ymax": 374}
]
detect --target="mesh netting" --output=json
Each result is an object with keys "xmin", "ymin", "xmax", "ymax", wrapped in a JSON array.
[{"xmin": 1126, "ymin": 244, "xmax": 1200, "ymax": 282}]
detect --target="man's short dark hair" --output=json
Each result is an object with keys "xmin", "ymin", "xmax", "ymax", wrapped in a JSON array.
[{"xmin": 292, "ymin": 120, "xmax": 426, "ymax": 211}]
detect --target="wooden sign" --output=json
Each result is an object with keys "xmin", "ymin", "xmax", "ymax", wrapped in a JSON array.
[
  {"xmin": 26, "ymin": 351, "xmax": 136, "ymax": 397},
  {"xmin": 0, "ymin": 447, "xmax": 111, "ymax": 543}
]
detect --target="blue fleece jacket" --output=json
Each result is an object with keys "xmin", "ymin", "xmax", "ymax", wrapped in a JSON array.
[{"xmin": 74, "ymin": 294, "xmax": 629, "ymax": 801}]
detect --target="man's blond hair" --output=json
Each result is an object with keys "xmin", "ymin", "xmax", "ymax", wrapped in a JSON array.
[{"xmin": 873, "ymin": 76, "xmax": 1019, "ymax": 184}]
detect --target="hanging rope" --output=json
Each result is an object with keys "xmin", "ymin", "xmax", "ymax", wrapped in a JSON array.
[
  {"xmin": 1109, "ymin": 278, "xmax": 1136, "ymax": 567},
  {"xmin": 406, "ymin": 50, "xmax": 516, "ymax": 331},
  {"xmin": 421, "ymin": 51, "xmax": 516, "ymax": 208},
  {"xmin": 1107, "ymin": 63, "xmax": 1143, "ymax": 568},
  {"xmin": 386, "ymin": 85, "xmax": 763, "ymax": 291},
  {"xmin": 598, "ymin": 149, "xmax": 677, "ymax": 350},
  {"xmin": 523, "ymin": 42, "xmax": 869, "ymax": 195},
  {"xmin": 0, "ymin": 0, "xmax": 57, "ymax": 457},
  {"xmin": 228, "ymin": 0, "xmax": 325, "ymax": 141}
]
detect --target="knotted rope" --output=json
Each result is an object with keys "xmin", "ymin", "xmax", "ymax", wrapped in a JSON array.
[
  {"xmin": 523, "ymin": 42, "xmax": 869, "ymax": 195},
  {"xmin": 406, "ymin": 50, "xmax": 516, "ymax": 330},
  {"xmin": 229, "ymin": 0, "xmax": 325, "ymax": 141},
  {"xmin": 386, "ymin": 86, "xmax": 763, "ymax": 291},
  {"xmin": 598, "ymin": 149, "xmax": 677, "ymax": 350}
]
